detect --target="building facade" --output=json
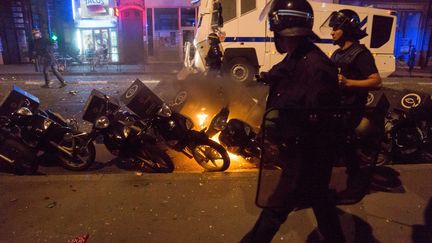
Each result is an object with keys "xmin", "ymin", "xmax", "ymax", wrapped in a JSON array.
[
  {"xmin": 117, "ymin": 0, "xmax": 196, "ymax": 63},
  {"xmin": 0, "ymin": 0, "xmax": 431, "ymax": 67},
  {"xmin": 0, "ymin": 0, "xmax": 75, "ymax": 65},
  {"xmin": 0, "ymin": 0, "xmax": 33, "ymax": 64}
]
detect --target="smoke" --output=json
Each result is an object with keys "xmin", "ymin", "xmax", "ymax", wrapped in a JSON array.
[{"xmin": 153, "ymin": 73, "xmax": 269, "ymax": 129}]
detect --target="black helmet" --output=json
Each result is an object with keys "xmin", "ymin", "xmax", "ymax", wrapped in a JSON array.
[
  {"xmin": 208, "ymin": 32, "xmax": 220, "ymax": 45},
  {"xmin": 267, "ymin": 0, "xmax": 318, "ymax": 39},
  {"xmin": 328, "ymin": 9, "xmax": 367, "ymax": 40}
]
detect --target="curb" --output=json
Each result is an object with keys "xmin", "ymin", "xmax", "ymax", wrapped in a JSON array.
[{"xmin": 0, "ymin": 71, "xmax": 179, "ymax": 76}]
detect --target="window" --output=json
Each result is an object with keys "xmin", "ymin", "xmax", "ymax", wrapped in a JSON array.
[
  {"xmin": 155, "ymin": 8, "xmax": 179, "ymax": 31},
  {"xmin": 241, "ymin": 0, "xmax": 255, "ymax": 15},
  {"xmin": 370, "ymin": 15, "xmax": 393, "ymax": 48},
  {"xmin": 221, "ymin": 0, "xmax": 237, "ymax": 23},
  {"xmin": 181, "ymin": 8, "xmax": 196, "ymax": 27},
  {"xmin": 211, "ymin": 2, "xmax": 223, "ymax": 27}
]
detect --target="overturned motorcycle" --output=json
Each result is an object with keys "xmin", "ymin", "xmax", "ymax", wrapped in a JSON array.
[
  {"xmin": 378, "ymin": 88, "xmax": 432, "ymax": 162},
  {"xmin": 0, "ymin": 86, "xmax": 40, "ymax": 174},
  {"xmin": 0, "ymin": 85, "xmax": 95, "ymax": 172},
  {"xmin": 121, "ymin": 79, "xmax": 230, "ymax": 172},
  {"xmin": 82, "ymin": 89, "xmax": 174, "ymax": 173},
  {"xmin": 206, "ymin": 106, "xmax": 261, "ymax": 164}
]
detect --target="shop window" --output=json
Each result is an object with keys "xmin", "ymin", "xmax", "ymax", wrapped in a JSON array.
[
  {"xmin": 221, "ymin": 0, "xmax": 236, "ymax": 23},
  {"xmin": 371, "ymin": 15, "xmax": 393, "ymax": 48},
  {"xmin": 155, "ymin": 8, "xmax": 179, "ymax": 31},
  {"xmin": 181, "ymin": 8, "xmax": 196, "ymax": 27},
  {"xmin": 241, "ymin": 0, "xmax": 255, "ymax": 15}
]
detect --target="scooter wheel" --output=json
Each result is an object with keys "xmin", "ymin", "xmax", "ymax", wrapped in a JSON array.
[{"xmin": 191, "ymin": 139, "xmax": 230, "ymax": 172}]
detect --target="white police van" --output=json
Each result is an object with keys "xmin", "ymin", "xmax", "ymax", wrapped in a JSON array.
[{"xmin": 186, "ymin": 0, "xmax": 396, "ymax": 82}]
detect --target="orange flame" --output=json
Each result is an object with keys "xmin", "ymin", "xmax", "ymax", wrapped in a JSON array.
[{"xmin": 197, "ymin": 108, "xmax": 208, "ymax": 130}]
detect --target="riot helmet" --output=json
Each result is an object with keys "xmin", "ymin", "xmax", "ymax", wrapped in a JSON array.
[
  {"xmin": 320, "ymin": 9, "xmax": 367, "ymax": 45},
  {"xmin": 207, "ymin": 32, "xmax": 220, "ymax": 45},
  {"xmin": 260, "ymin": 0, "xmax": 319, "ymax": 53}
]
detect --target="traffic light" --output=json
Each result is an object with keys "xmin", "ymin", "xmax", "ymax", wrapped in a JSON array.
[
  {"xmin": 114, "ymin": 7, "xmax": 119, "ymax": 17},
  {"xmin": 51, "ymin": 34, "xmax": 58, "ymax": 42}
]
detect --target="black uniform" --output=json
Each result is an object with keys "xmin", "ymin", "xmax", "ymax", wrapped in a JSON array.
[
  {"xmin": 331, "ymin": 42, "xmax": 379, "ymax": 199},
  {"xmin": 331, "ymin": 42, "xmax": 378, "ymax": 109},
  {"xmin": 241, "ymin": 41, "xmax": 345, "ymax": 243},
  {"xmin": 265, "ymin": 42, "xmax": 340, "ymax": 109},
  {"xmin": 205, "ymin": 43, "xmax": 222, "ymax": 78},
  {"xmin": 33, "ymin": 38, "xmax": 65, "ymax": 86}
]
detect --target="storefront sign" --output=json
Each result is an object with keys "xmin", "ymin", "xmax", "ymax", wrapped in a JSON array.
[
  {"xmin": 120, "ymin": 0, "xmax": 144, "ymax": 8},
  {"xmin": 86, "ymin": 0, "xmax": 104, "ymax": 6},
  {"xmin": 80, "ymin": 0, "xmax": 111, "ymax": 17}
]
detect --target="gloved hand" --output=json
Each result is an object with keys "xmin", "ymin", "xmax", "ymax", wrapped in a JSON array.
[{"xmin": 255, "ymin": 72, "xmax": 268, "ymax": 84}]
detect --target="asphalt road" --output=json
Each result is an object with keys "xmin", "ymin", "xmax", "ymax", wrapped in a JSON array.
[
  {"xmin": 0, "ymin": 74, "xmax": 431, "ymax": 175},
  {"xmin": 0, "ymin": 74, "xmax": 431, "ymax": 243}
]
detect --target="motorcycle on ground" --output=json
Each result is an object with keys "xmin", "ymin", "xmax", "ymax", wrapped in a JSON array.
[
  {"xmin": 381, "ymin": 89, "xmax": 432, "ymax": 162},
  {"xmin": 0, "ymin": 85, "xmax": 95, "ymax": 172},
  {"xmin": 121, "ymin": 79, "xmax": 230, "ymax": 172},
  {"xmin": 0, "ymin": 86, "xmax": 40, "ymax": 174},
  {"xmin": 0, "ymin": 109, "xmax": 38, "ymax": 175},
  {"xmin": 206, "ymin": 106, "xmax": 261, "ymax": 163},
  {"xmin": 82, "ymin": 89, "xmax": 174, "ymax": 173},
  {"xmin": 33, "ymin": 109, "xmax": 96, "ymax": 171}
]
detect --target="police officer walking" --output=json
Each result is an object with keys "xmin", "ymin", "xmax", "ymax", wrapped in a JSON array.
[
  {"xmin": 240, "ymin": 0, "xmax": 345, "ymax": 242},
  {"xmin": 205, "ymin": 33, "xmax": 223, "ymax": 78},
  {"xmin": 31, "ymin": 29, "xmax": 67, "ymax": 88},
  {"xmin": 325, "ymin": 9, "xmax": 382, "ymax": 204}
]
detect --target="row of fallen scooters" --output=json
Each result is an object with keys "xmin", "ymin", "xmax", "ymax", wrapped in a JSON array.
[
  {"xmin": 0, "ymin": 79, "xmax": 231, "ymax": 175},
  {"xmin": 206, "ymin": 87, "xmax": 432, "ymax": 166}
]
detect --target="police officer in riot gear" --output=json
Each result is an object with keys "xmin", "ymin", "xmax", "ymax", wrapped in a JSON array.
[
  {"xmin": 240, "ymin": 0, "xmax": 345, "ymax": 242},
  {"xmin": 326, "ymin": 9, "xmax": 382, "ymax": 204},
  {"xmin": 205, "ymin": 32, "xmax": 223, "ymax": 78},
  {"xmin": 31, "ymin": 29, "xmax": 67, "ymax": 88}
]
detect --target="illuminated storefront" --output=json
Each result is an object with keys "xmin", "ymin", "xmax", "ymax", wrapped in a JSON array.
[
  {"xmin": 73, "ymin": 0, "xmax": 119, "ymax": 62},
  {"xmin": 118, "ymin": 0, "xmax": 197, "ymax": 63}
]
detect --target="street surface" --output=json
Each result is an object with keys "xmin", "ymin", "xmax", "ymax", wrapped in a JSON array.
[
  {"xmin": 0, "ymin": 74, "xmax": 432, "ymax": 174},
  {"xmin": 0, "ymin": 73, "xmax": 431, "ymax": 243},
  {"xmin": 0, "ymin": 165, "xmax": 431, "ymax": 242}
]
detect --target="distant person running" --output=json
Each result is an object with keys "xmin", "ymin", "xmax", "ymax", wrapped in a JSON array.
[{"xmin": 32, "ymin": 29, "xmax": 66, "ymax": 88}]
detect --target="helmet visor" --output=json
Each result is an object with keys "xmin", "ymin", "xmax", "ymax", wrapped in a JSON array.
[
  {"xmin": 319, "ymin": 11, "xmax": 346, "ymax": 36},
  {"xmin": 259, "ymin": 0, "xmax": 275, "ymax": 22}
]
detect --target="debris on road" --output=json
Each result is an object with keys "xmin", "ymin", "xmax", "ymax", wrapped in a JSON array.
[
  {"xmin": 46, "ymin": 202, "xmax": 57, "ymax": 208},
  {"xmin": 68, "ymin": 234, "xmax": 89, "ymax": 243},
  {"xmin": 69, "ymin": 90, "xmax": 78, "ymax": 95}
]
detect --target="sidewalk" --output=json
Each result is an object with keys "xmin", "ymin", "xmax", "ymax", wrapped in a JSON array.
[
  {"xmin": 0, "ymin": 62, "xmax": 183, "ymax": 76},
  {"xmin": 1, "ymin": 62, "xmax": 432, "ymax": 78},
  {"xmin": 390, "ymin": 62, "xmax": 432, "ymax": 78},
  {"xmin": 0, "ymin": 164, "xmax": 431, "ymax": 242}
]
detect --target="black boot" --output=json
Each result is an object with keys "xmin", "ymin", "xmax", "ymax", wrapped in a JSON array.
[{"xmin": 337, "ymin": 167, "xmax": 373, "ymax": 205}]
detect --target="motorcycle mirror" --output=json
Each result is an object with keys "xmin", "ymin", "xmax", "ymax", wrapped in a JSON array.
[
  {"xmin": 157, "ymin": 103, "xmax": 172, "ymax": 118},
  {"xmin": 95, "ymin": 116, "xmax": 110, "ymax": 129},
  {"xmin": 62, "ymin": 132, "xmax": 73, "ymax": 142},
  {"xmin": 212, "ymin": 117, "xmax": 228, "ymax": 131},
  {"xmin": 16, "ymin": 107, "xmax": 33, "ymax": 116}
]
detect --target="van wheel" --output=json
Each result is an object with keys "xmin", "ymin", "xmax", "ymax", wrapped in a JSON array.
[{"xmin": 225, "ymin": 58, "xmax": 255, "ymax": 83}]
